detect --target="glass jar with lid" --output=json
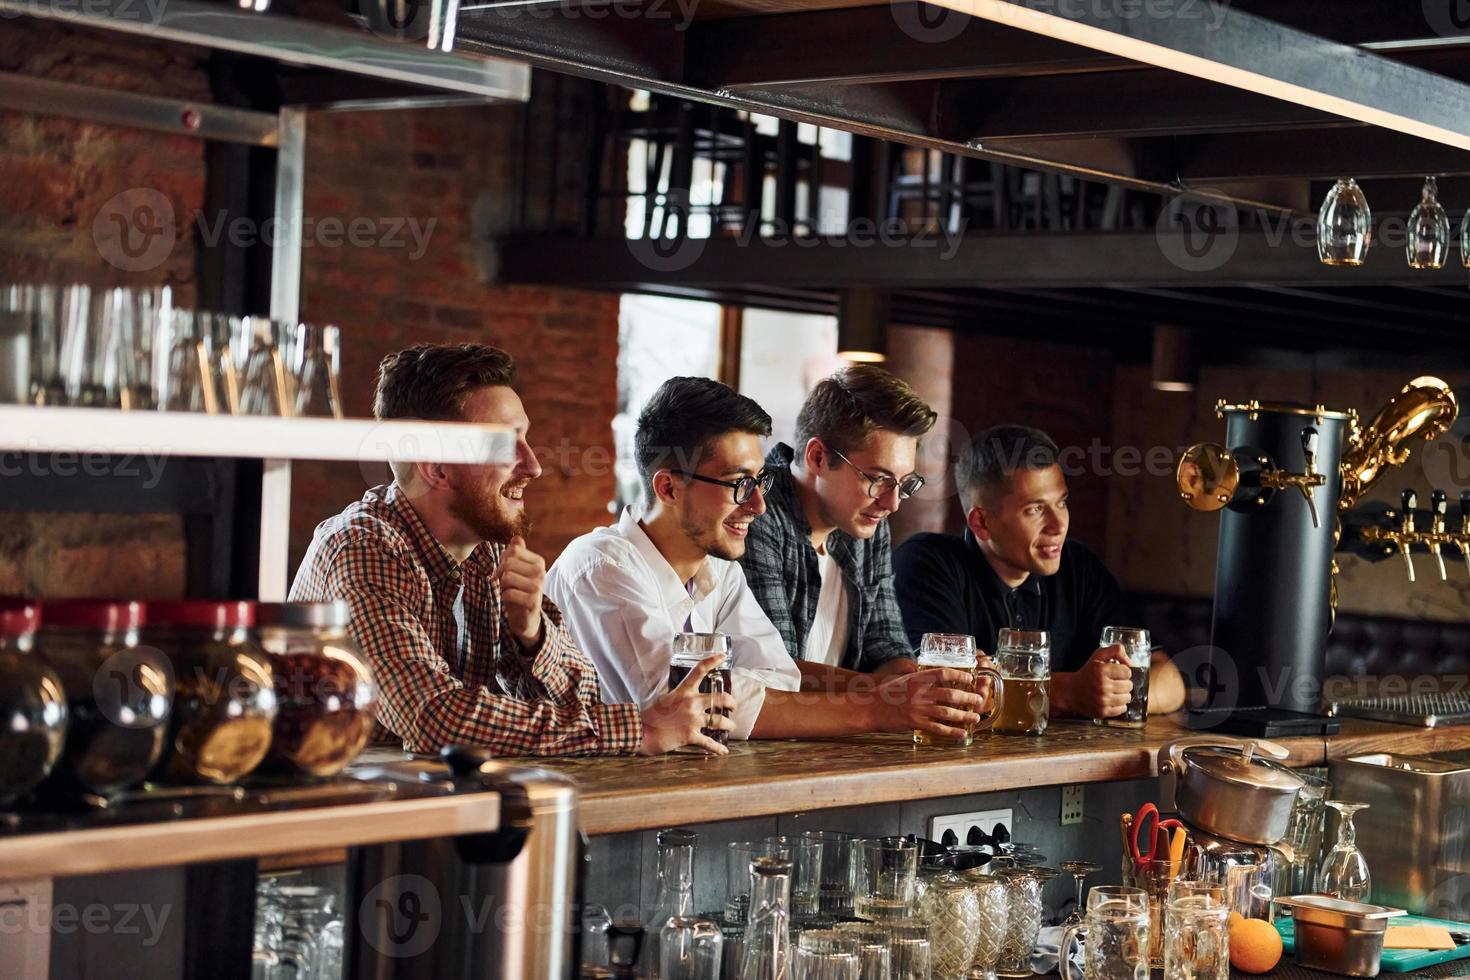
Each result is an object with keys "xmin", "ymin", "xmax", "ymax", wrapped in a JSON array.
[
  {"xmin": 0, "ymin": 598, "xmax": 67, "ymax": 805},
  {"xmin": 39, "ymin": 599, "xmax": 172, "ymax": 798},
  {"xmin": 256, "ymin": 602, "xmax": 377, "ymax": 779},
  {"xmin": 148, "ymin": 601, "xmax": 277, "ymax": 784}
]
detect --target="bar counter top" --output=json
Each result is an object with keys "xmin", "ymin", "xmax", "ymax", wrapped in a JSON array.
[{"xmin": 548, "ymin": 715, "xmax": 1470, "ymax": 835}]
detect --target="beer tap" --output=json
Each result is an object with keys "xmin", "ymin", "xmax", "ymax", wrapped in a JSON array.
[
  {"xmin": 1259, "ymin": 426, "xmax": 1328, "ymax": 528},
  {"xmin": 1460, "ymin": 491, "xmax": 1470, "ymax": 578},
  {"xmin": 1360, "ymin": 488, "xmax": 1419, "ymax": 581},
  {"xmin": 1430, "ymin": 490, "xmax": 1449, "ymax": 581}
]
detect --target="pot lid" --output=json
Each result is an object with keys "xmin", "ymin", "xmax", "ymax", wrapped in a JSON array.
[{"xmin": 1184, "ymin": 744, "xmax": 1305, "ymax": 792}]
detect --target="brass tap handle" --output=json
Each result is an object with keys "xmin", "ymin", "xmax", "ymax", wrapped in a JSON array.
[
  {"xmin": 1432, "ymin": 489, "xmax": 1449, "ymax": 580},
  {"xmin": 1401, "ymin": 488, "xmax": 1418, "ymax": 583},
  {"xmin": 1462, "ymin": 491, "xmax": 1470, "ymax": 576}
]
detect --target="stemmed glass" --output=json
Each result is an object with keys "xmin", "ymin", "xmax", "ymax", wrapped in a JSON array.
[
  {"xmin": 1061, "ymin": 861, "xmax": 1101, "ymax": 926},
  {"xmin": 1408, "ymin": 176, "xmax": 1450, "ymax": 269},
  {"xmin": 1317, "ymin": 801, "xmax": 1371, "ymax": 902},
  {"xmin": 1317, "ymin": 178, "xmax": 1371, "ymax": 266}
]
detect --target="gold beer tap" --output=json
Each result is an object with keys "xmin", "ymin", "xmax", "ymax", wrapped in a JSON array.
[
  {"xmin": 1427, "ymin": 489, "xmax": 1450, "ymax": 581},
  {"xmin": 1362, "ymin": 488, "xmax": 1420, "ymax": 582},
  {"xmin": 1259, "ymin": 426, "xmax": 1328, "ymax": 528},
  {"xmin": 1458, "ymin": 491, "xmax": 1470, "ymax": 578}
]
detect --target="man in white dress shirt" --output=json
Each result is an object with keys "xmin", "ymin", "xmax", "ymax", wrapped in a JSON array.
[{"xmin": 547, "ymin": 376, "xmax": 983, "ymax": 741}]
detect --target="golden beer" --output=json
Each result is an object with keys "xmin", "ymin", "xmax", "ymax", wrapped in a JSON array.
[
  {"xmin": 992, "ymin": 676, "xmax": 1049, "ymax": 736},
  {"xmin": 913, "ymin": 666, "xmax": 979, "ymax": 747}
]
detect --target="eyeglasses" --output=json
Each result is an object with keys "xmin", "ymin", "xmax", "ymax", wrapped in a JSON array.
[
  {"xmin": 828, "ymin": 447, "xmax": 925, "ymax": 500},
  {"xmin": 669, "ymin": 469, "xmax": 775, "ymax": 505}
]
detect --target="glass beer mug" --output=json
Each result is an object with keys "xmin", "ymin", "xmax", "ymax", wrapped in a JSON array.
[
  {"xmin": 668, "ymin": 632, "xmax": 732, "ymax": 747},
  {"xmin": 992, "ymin": 629, "xmax": 1050, "ymax": 736},
  {"xmin": 1060, "ymin": 886, "xmax": 1151, "ymax": 980},
  {"xmin": 913, "ymin": 633, "xmax": 1004, "ymax": 747}
]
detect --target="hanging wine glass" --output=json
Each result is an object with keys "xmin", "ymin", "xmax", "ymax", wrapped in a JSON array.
[
  {"xmin": 1460, "ymin": 206, "xmax": 1470, "ymax": 272},
  {"xmin": 1317, "ymin": 800, "xmax": 1371, "ymax": 902},
  {"xmin": 1317, "ymin": 178, "xmax": 1371, "ymax": 266},
  {"xmin": 1407, "ymin": 177, "xmax": 1450, "ymax": 269}
]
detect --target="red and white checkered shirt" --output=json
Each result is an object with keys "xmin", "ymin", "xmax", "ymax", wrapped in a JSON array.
[{"xmin": 289, "ymin": 483, "xmax": 642, "ymax": 756}]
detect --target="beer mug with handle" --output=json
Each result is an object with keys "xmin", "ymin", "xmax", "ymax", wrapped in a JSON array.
[{"xmin": 1060, "ymin": 886, "xmax": 1151, "ymax": 980}]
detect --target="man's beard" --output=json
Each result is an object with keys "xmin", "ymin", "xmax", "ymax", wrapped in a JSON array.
[
  {"xmin": 681, "ymin": 512, "xmax": 741, "ymax": 562},
  {"xmin": 450, "ymin": 479, "xmax": 532, "ymax": 544}
]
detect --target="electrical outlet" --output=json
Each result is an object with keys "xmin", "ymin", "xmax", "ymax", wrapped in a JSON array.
[
  {"xmin": 929, "ymin": 808, "xmax": 1012, "ymax": 848},
  {"xmin": 1061, "ymin": 785, "xmax": 1084, "ymax": 825}
]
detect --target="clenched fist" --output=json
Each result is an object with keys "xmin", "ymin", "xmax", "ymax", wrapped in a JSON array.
[{"xmin": 493, "ymin": 535, "xmax": 547, "ymax": 650}]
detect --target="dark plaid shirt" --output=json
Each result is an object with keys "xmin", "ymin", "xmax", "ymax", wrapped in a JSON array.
[{"xmin": 738, "ymin": 444, "xmax": 915, "ymax": 672}]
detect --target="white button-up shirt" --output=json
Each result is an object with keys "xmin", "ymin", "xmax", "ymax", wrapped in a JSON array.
[{"xmin": 546, "ymin": 507, "xmax": 802, "ymax": 740}]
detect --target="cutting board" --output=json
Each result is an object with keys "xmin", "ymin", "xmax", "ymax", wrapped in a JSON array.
[{"xmin": 1275, "ymin": 914, "xmax": 1470, "ymax": 973}]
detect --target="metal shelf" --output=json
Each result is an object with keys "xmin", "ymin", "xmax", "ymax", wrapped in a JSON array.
[
  {"xmin": 0, "ymin": 406, "xmax": 516, "ymax": 464},
  {"xmin": 0, "ymin": 0, "xmax": 530, "ymax": 103}
]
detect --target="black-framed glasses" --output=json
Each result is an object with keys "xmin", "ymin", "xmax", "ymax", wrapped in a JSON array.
[
  {"xmin": 669, "ymin": 468, "xmax": 776, "ymax": 505},
  {"xmin": 829, "ymin": 447, "xmax": 926, "ymax": 500}
]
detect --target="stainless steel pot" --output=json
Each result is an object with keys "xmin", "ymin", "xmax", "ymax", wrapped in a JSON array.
[{"xmin": 1161, "ymin": 738, "xmax": 1304, "ymax": 846}]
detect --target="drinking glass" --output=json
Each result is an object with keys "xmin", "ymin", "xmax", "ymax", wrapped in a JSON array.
[
  {"xmin": 160, "ymin": 309, "xmax": 221, "ymax": 413},
  {"xmin": 853, "ymin": 838, "xmax": 920, "ymax": 922},
  {"xmin": 16, "ymin": 283, "xmax": 62, "ymax": 405},
  {"xmin": 1059, "ymin": 886, "xmax": 1150, "ymax": 980},
  {"xmin": 992, "ymin": 630, "xmax": 1049, "ymax": 736},
  {"xmin": 239, "ymin": 316, "xmax": 297, "ymax": 416},
  {"xmin": 582, "ymin": 902, "xmax": 612, "ymax": 971},
  {"xmin": 292, "ymin": 322, "xmax": 343, "ymax": 418},
  {"xmin": 1128, "ymin": 856, "xmax": 1181, "ymax": 968},
  {"xmin": 917, "ymin": 873, "xmax": 981, "ymax": 980},
  {"xmin": 727, "ymin": 841, "xmax": 793, "ymax": 924},
  {"xmin": 212, "ymin": 312, "xmax": 249, "ymax": 414},
  {"xmin": 1317, "ymin": 178, "xmax": 1371, "ymax": 266},
  {"xmin": 57, "ymin": 283, "xmax": 115, "ymax": 407},
  {"xmin": 795, "ymin": 930, "xmax": 860, "ymax": 980},
  {"xmin": 660, "ymin": 915, "xmax": 724, "ymax": 980},
  {"xmin": 119, "ymin": 284, "xmax": 170, "ymax": 410},
  {"xmin": 1095, "ymin": 627, "xmax": 1151, "ymax": 729},
  {"xmin": 963, "ymin": 871, "xmax": 1007, "ymax": 980},
  {"xmin": 914, "ymin": 633, "xmax": 1003, "ymax": 748},
  {"xmin": 1061, "ymin": 860, "xmax": 1101, "ymax": 926},
  {"xmin": 833, "ymin": 923, "xmax": 891, "ymax": 980},
  {"xmin": 801, "ymin": 830, "xmax": 857, "ymax": 917},
  {"xmin": 886, "ymin": 919, "xmax": 932, "ymax": 980},
  {"xmin": 0, "ymin": 283, "xmax": 37, "ymax": 404},
  {"xmin": 1407, "ymin": 176, "xmax": 1450, "ymax": 270},
  {"xmin": 995, "ymin": 867, "xmax": 1042, "ymax": 978},
  {"xmin": 1318, "ymin": 801, "xmax": 1371, "ymax": 902},
  {"xmin": 1275, "ymin": 771, "xmax": 1330, "ymax": 897},
  {"xmin": 1163, "ymin": 889, "xmax": 1228, "ymax": 980},
  {"xmin": 671, "ymin": 633, "xmax": 733, "ymax": 747},
  {"xmin": 767, "ymin": 835, "xmax": 825, "ymax": 922}
]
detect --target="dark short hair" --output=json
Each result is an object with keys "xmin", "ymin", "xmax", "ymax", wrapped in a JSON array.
[
  {"xmin": 794, "ymin": 365, "xmax": 937, "ymax": 457},
  {"xmin": 956, "ymin": 425, "xmax": 1060, "ymax": 508},
  {"xmin": 373, "ymin": 343, "xmax": 517, "ymax": 422},
  {"xmin": 636, "ymin": 377, "xmax": 772, "ymax": 501}
]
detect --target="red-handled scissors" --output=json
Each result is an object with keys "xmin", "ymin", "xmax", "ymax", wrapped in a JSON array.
[{"xmin": 1130, "ymin": 803, "xmax": 1184, "ymax": 866}]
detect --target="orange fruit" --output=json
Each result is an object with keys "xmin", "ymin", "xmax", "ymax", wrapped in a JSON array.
[{"xmin": 1229, "ymin": 917, "xmax": 1283, "ymax": 974}]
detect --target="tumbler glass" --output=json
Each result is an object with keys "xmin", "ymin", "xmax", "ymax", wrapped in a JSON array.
[
  {"xmin": 0, "ymin": 283, "xmax": 34, "ymax": 404},
  {"xmin": 833, "ymin": 923, "xmax": 891, "ymax": 980},
  {"xmin": 671, "ymin": 632, "xmax": 733, "ymax": 747},
  {"xmin": 727, "ymin": 841, "xmax": 792, "ymax": 925},
  {"xmin": 1163, "ymin": 891, "xmax": 1228, "ymax": 980},
  {"xmin": 963, "ymin": 871, "xmax": 1008, "ymax": 980},
  {"xmin": 1095, "ymin": 626, "xmax": 1151, "ymax": 729},
  {"xmin": 292, "ymin": 322, "xmax": 343, "ymax": 419},
  {"xmin": 767, "ymin": 835, "xmax": 825, "ymax": 922},
  {"xmin": 1059, "ymin": 886, "xmax": 1150, "ymax": 980},
  {"xmin": 995, "ymin": 867, "xmax": 1042, "ymax": 978},
  {"xmin": 660, "ymin": 915, "xmax": 724, "ymax": 980},
  {"xmin": 992, "ymin": 630, "xmax": 1049, "ymax": 736},
  {"xmin": 853, "ymin": 838, "xmax": 920, "ymax": 922},
  {"xmin": 802, "ymin": 830, "xmax": 857, "ymax": 917},
  {"xmin": 1129, "ymin": 857, "xmax": 1181, "ymax": 968},
  {"xmin": 887, "ymin": 918, "xmax": 932, "ymax": 980},
  {"xmin": 917, "ymin": 873, "xmax": 981, "ymax": 980},
  {"xmin": 794, "ymin": 930, "xmax": 860, "ymax": 980},
  {"xmin": 160, "ymin": 309, "xmax": 221, "ymax": 413},
  {"xmin": 582, "ymin": 902, "xmax": 612, "ymax": 972},
  {"xmin": 239, "ymin": 316, "xmax": 297, "ymax": 416}
]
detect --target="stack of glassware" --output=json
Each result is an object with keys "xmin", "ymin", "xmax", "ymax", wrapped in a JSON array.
[
  {"xmin": 0, "ymin": 282, "xmax": 342, "ymax": 417},
  {"xmin": 253, "ymin": 877, "xmax": 345, "ymax": 980}
]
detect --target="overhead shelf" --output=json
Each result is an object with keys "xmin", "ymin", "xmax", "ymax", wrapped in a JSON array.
[
  {"xmin": 0, "ymin": 0, "xmax": 530, "ymax": 103},
  {"xmin": 0, "ymin": 406, "xmax": 517, "ymax": 464}
]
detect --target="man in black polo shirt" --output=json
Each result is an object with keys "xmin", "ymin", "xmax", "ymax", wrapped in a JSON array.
[{"xmin": 893, "ymin": 424, "xmax": 1184, "ymax": 720}]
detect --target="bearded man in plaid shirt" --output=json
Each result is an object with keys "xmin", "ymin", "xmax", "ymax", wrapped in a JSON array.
[{"xmin": 291, "ymin": 343, "xmax": 730, "ymax": 757}]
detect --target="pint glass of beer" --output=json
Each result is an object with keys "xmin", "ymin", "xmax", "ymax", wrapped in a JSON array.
[
  {"xmin": 669, "ymin": 632, "xmax": 733, "ymax": 746},
  {"xmin": 1097, "ymin": 626, "xmax": 1151, "ymax": 729},
  {"xmin": 992, "ymin": 629, "xmax": 1050, "ymax": 736}
]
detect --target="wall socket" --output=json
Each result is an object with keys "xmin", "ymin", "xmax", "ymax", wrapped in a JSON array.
[
  {"xmin": 1061, "ymin": 785, "xmax": 1084, "ymax": 825},
  {"xmin": 929, "ymin": 808, "xmax": 1013, "ymax": 848}
]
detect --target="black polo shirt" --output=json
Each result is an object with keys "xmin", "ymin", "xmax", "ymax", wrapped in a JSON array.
[{"xmin": 891, "ymin": 530, "xmax": 1123, "ymax": 674}]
